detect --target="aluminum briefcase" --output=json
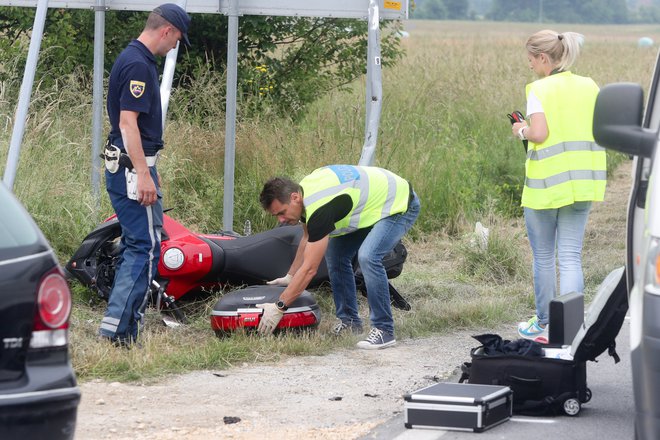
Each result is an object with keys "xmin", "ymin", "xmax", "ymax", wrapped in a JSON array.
[{"xmin": 404, "ymin": 382, "xmax": 512, "ymax": 432}]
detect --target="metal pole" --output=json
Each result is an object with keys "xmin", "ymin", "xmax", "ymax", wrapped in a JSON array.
[
  {"xmin": 160, "ymin": 1, "xmax": 188, "ymax": 129},
  {"xmin": 363, "ymin": 16, "xmax": 372, "ymax": 155},
  {"xmin": 91, "ymin": 0, "xmax": 106, "ymax": 212},
  {"xmin": 358, "ymin": 0, "xmax": 381, "ymax": 167},
  {"xmin": 222, "ymin": 0, "xmax": 239, "ymax": 232},
  {"xmin": 2, "ymin": 0, "xmax": 49, "ymax": 190},
  {"xmin": 160, "ymin": 44, "xmax": 180, "ymax": 129}
]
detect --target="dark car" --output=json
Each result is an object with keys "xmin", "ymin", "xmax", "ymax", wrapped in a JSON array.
[{"xmin": 0, "ymin": 182, "xmax": 80, "ymax": 439}]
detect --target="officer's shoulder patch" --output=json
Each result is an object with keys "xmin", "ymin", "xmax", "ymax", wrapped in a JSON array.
[{"xmin": 129, "ymin": 80, "xmax": 146, "ymax": 98}]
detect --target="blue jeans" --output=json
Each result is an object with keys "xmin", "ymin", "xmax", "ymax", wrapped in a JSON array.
[
  {"xmin": 100, "ymin": 167, "xmax": 163, "ymax": 342},
  {"xmin": 524, "ymin": 201, "xmax": 591, "ymax": 326},
  {"xmin": 325, "ymin": 192, "xmax": 420, "ymax": 335}
]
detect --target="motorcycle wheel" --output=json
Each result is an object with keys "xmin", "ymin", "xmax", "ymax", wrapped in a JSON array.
[{"xmin": 94, "ymin": 236, "xmax": 122, "ymax": 301}]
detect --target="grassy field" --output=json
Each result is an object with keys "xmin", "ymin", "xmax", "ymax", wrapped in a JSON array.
[{"xmin": 0, "ymin": 20, "xmax": 655, "ymax": 381}]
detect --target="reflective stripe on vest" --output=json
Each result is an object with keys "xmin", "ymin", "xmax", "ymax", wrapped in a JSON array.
[
  {"xmin": 526, "ymin": 141, "xmax": 605, "ymax": 161},
  {"xmin": 525, "ymin": 169, "xmax": 607, "ymax": 189},
  {"xmin": 301, "ymin": 165, "xmax": 409, "ymax": 237},
  {"xmin": 522, "ymin": 72, "xmax": 605, "ymax": 209}
]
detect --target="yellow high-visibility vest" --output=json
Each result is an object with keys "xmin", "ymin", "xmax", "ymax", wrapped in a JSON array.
[
  {"xmin": 300, "ymin": 165, "xmax": 410, "ymax": 237},
  {"xmin": 522, "ymin": 71, "xmax": 606, "ymax": 209}
]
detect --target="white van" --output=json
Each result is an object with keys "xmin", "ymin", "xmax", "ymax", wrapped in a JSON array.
[{"xmin": 593, "ymin": 76, "xmax": 660, "ymax": 439}]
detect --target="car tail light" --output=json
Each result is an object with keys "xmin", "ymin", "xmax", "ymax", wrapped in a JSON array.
[{"xmin": 30, "ymin": 267, "xmax": 72, "ymax": 348}]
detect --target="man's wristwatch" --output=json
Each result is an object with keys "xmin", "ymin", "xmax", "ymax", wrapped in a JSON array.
[{"xmin": 276, "ymin": 299, "xmax": 288, "ymax": 312}]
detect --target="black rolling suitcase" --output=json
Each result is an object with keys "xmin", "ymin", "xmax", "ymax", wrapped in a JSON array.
[
  {"xmin": 461, "ymin": 267, "xmax": 628, "ymax": 416},
  {"xmin": 464, "ymin": 344, "xmax": 589, "ymax": 416}
]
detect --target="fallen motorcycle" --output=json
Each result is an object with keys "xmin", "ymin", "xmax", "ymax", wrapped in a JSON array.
[{"xmin": 66, "ymin": 211, "xmax": 411, "ymax": 332}]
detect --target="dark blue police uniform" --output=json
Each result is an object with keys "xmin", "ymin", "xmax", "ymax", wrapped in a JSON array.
[
  {"xmin": 107, "ymin": 40, "xmax": 164, "ymax": 155},
  {"xmin": 100, "ymin": 39, "xmax": 164, "ymax": 343}
]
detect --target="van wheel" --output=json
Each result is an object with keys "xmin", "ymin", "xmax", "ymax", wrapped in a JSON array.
[{"xmin": 563, "ymin": 398, "xmax": 581, "ymax": 416}]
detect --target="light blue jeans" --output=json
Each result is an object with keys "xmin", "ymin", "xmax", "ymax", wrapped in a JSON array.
[
  {"xmin": 325, "ymin": 192, "xmax": 420, "ymax": 335},
  {"xmin": 524, "ymin": 201, "xmax": 591, "ymax": 326}
]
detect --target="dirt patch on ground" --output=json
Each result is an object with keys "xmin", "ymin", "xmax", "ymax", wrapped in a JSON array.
[
  {"xmin": 75, "ymin": 163, "xmax": 630, "ymax": 440},
  {"xmin": 77, "ymin": 329, "xmax": 499, "ymax": 440}
]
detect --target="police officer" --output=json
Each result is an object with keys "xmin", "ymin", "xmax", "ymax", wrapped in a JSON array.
[
  {"xmin": 258, "ymin": 165, "xmax": 420, "ymax": 350},
  {"xmin": 99, "ymin": 4, "xmax": 191, "ymax": 345}
]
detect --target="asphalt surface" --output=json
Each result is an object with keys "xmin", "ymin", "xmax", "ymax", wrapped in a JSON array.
[{"xmin": 362, "ymin": 317, "xmax": 634, "ymax": 440}]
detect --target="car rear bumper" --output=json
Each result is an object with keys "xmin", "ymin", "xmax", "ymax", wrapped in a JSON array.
[{"xmin": 0, "ymin": 386, "xmax": 80, "ymax": 440}]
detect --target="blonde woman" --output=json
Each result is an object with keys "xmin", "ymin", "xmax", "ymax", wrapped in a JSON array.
[{"xmin": 511, "ymin": 30, "xmax": 606, "ymax": 342}]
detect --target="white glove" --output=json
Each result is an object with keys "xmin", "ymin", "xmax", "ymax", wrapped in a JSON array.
[
  {"xmin": 266, "ymin": 273, "xmax": 293, "ymax": 286},
  {"xmin": 257, "ymin": 303, "xmax": 284, "ymax": 335}
]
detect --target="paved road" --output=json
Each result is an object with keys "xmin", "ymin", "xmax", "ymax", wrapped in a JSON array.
[{"xmin": 362, "ymin": 317, "xmax": 634, "ymax": 440}]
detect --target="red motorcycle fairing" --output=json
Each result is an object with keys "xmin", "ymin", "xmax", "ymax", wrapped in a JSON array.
[
  {"xmin": 157, "ymin": 215, "xmax": 233, "ymax": 300},
  {"xmin": 65, "ymin": 213, "xmax": 328, "ymax": 302}
]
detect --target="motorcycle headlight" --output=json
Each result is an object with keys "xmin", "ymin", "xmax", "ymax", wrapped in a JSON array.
[{"xmin": 163, "ymin": 247, "xmax": 185, "ymax": 270}]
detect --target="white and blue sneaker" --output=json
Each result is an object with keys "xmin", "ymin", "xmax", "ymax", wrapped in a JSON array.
[
  {"xmin": 356, "ymin": 328, "xmax": 396, "ymax": 350},
  {"xmin": 517, "ymin": 316, "xmax": 548, "ymax": 343}
]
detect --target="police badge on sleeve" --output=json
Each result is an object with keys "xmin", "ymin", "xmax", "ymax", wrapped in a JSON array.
[{"xmin": 130, "ymin": 80, "xmax": 145, "ymax": 98}]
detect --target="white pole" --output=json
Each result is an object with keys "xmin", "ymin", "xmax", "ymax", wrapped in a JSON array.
[
  {"xmin": 91, "ymin": 0, "xmax": 106, "ymax": 212},
  {"xmin": 2, "ymin": 0, "xmax": 50, "ymax": 189},
  {"xmin": 223, "ymin": 0, "xmax": 240, "ymax": 232},
  {"xmin": 358, "ymin": 0, "xmax": 381, "ymax": 167},
  {"xmin": 160, "ymin": 0, "xmax": 188, "ymax": 129}
]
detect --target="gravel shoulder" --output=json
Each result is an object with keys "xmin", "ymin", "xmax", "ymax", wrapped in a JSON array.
[
  {"xmin": 75, "ymin": 163, "xmax": 630, "ymax": 440},
  {"xmin": 76, "ymin": 326, "xmax": 513, "ymax": 440}
]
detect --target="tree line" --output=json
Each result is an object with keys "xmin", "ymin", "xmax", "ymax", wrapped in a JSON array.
[
  {"xmin": 413, "ymin": 0, "xmax": 660, "ymax": 24},
  {"xmin": 0, "ymin": 9, "xmax": 403, "ymax": 119}
]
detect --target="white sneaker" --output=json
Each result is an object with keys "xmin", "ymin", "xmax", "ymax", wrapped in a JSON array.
[
  {"xmin": 356, "ymin": 328, "xmax": 396, "ymax": 350},
  {"xmin": 517, "ymin": 316, "xmax": 548, "ymax": 343}
]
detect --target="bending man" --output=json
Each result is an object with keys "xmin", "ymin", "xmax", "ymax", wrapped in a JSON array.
[{"xmin": 258, "ymin": 164, "xmax": 420, "ymax": 350}]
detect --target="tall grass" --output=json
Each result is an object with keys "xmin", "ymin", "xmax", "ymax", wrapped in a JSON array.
[
  {"xmin": 2, "ymin": 21, "xmax": 654, "ymax": 244},
  {"xmin": 0, "ymin": 21, "xmax": 651, "ymax": 381}
]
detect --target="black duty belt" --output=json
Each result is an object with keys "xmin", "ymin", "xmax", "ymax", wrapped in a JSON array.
[{"xmin": 101, "ymin": 143, "xmax": 158, "ymax": 170}]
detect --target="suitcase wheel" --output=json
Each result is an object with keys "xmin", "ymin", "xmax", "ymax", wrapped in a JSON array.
[
  {"xmin": 581, "ymin": 388, "xmax": 592, "ymax": 403},
  {"xmin": 563, "ymin": 398, "xmax": 581, "ymax": 416}
]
